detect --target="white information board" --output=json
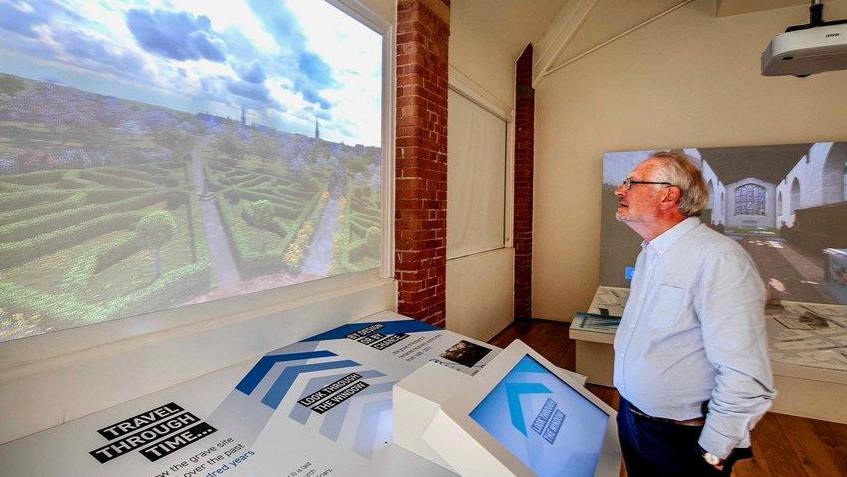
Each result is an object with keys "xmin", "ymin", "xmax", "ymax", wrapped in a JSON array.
[{"xmin": 0, "ymin": 311, "xmax": 499, "ymax": 477}]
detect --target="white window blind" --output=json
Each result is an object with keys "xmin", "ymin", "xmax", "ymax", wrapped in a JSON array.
[{"xmin": 447, "ymin": 89, "xmax": 507, "ymax": 259}]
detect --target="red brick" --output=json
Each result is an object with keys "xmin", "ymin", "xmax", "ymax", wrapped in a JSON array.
[
  {"xmin": 396, "ymin": 0, "xmax": 449, "ymax": 324},
  {"xmin": 513, "ymin": 45, "xmax": 534, "ymax": 320}
]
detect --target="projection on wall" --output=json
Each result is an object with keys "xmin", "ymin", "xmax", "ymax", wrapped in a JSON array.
[
  {"xmin": 0, "ymin": 0, "xmax": 383, "ymax": 342},
  {"xmin": 601, "ymin": 143, "xmax": 847, "ymax": 305}
]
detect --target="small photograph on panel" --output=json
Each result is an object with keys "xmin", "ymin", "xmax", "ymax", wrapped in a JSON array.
[{"xmin": 440, "ymin": 340, "xmax": 493, "ymax": 368}]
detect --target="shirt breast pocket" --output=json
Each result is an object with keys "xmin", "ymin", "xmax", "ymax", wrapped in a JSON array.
[{"xmin": 646, "ymin": 285, "xmax": 686, "ymax": 331}]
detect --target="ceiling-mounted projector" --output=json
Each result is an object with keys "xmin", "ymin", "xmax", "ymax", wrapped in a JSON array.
[{"xmin": 762, "ymin": 1, "xmax": 847, "ymax": 77}]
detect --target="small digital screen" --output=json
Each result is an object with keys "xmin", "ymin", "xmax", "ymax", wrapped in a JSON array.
[{"xmin": 469, "ymin": 355, "xmax": 608, "ymax": 477}]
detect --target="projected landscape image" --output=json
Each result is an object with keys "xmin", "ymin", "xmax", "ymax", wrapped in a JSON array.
[{"xmin": 0, "ymin": 1, "xmax": 383, "ymax": 341}]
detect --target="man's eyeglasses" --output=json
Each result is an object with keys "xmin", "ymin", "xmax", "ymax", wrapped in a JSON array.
[{"xmin": 619, "ymin": 178, "xmax": 674, "ymax": 190}]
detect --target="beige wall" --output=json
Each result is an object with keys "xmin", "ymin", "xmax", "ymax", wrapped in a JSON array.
[
  {"xmin": 445, "ymin": 1, "xmax": 518, "ymax": 339},
  {"xmin": 533, "ymin": 0, "xmax": 847, "ymax": 321},
  {"xmin": 446, "ymin": 248, "xmax": 515, "ymax": 340},
  {"xmin": 448, "ymin": 0, "xmax": 517, "ymax": 108}
]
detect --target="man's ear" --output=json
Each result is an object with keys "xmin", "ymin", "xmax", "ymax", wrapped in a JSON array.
[{"xmin": 660, "ymin": 186, "xmax": 682, "ymax": 210}]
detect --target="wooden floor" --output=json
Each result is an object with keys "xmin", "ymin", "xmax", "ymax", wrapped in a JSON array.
[{"xmin": 488, "ymin": 320, "xmax": 847, "ymax": 477}]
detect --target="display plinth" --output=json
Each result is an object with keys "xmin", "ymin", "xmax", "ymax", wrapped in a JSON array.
[
  {"xmin": 393, "ymin": 361, "xmax": 470, "ymax": 472},
  {"xmin": 422, "ymin": 340, "xmax": 619, "ymax": 477},
  {"xmin": 569, "ymin": 314, "xmax": 617, "ymax": 387}
]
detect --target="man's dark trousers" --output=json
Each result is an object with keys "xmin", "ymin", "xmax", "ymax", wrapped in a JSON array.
[{"xmin": 617, "ymin": 398, "xmax": 750, "ymax": 477}]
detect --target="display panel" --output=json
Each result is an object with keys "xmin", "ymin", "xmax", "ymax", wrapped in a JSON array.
[
  {"xmin": 601, "ymin": 143, "xmax": 847, "ymax": 304},
  {"xmin": 469, "ymin": 355, "xmax": 609, "ymax": 477},
  {"xmin": 0, "ymin": 0, "xmax": 384, "ymax": 342}
]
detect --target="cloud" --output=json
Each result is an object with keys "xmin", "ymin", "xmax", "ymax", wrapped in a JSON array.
[
  {"xmin": 245, "ymin": 0, "xmax": 334, "ymax": 109},
  {"xmin": 224, "ymin": 77, "xmax": 285, "ymax": 112},
  {"xmin": 226, "ymin": 79, "xmax": 270, "ymax": 102},
  {"xmin": 237, "ymin": 61, "xmax": 266, "ymax": 84},
  {"xmin": 295, "ymin": 79, "xmax": 331, "ymax": 110},
  {"xmin": 126, "ymin": 9, "xmax": 226, "ymax": 62},
  {"xmin": 0, "ymin": 0, "xmax": 81, "ymax": 38},
  {"xmin": 53, "ymin": 28, "xmax": 148, "ymax": 79},
  {"xmin": 297, "ymin": 52, "xmax": 333, "ymax": 88},
  {"xmin": 302, "ymin": 106, "xmax": 332, "ymax": 121},
  {"xmin": 246, "ymin": 0, "xmax": 307, "ymax": 49}
]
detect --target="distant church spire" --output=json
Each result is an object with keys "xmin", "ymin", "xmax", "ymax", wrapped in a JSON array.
[
  {"xmin": 241, "ymin": 105, "xmax": 246, "ymax": 127},
  {"xmin": 314, "ymin": 117, "xmax": 320, "ymax": 140}
]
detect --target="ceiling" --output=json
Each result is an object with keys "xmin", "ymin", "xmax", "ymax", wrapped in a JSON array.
[
  {"xmin": 450, "ymin": 0, "xmax": 817, "ymax": 67},
  {"xmin": 450, "ymin": 0, "xmax": 568, "ymax": 59},
  {"xmin": 716, "ymin": 0, "xmax": 809, "ymax": 17}
]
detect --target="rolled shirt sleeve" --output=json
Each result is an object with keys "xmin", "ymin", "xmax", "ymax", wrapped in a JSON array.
[{"xmin": 696, "ymin": 250, "xmax": 776, "ymax": 458}]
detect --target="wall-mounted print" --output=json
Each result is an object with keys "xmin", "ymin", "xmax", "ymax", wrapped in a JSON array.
[{"xmin": 601, "ymin": 143, "xmax": 847, "ymax": 305}]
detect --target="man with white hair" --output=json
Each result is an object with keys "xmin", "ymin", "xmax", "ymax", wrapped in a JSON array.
[{"xmin": 612, "ymin": 151, "xmax": 775, "ymax": 476}]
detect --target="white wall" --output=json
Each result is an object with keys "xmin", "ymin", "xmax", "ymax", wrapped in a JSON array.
[{"xmin": 533, "ymin": 0, "xmax": 847, "ymax": 321}]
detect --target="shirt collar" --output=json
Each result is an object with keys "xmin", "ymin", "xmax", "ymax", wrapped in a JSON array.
[{"xmin": 641, "ymin": 216, "xmax": 701, "ymax": 255}]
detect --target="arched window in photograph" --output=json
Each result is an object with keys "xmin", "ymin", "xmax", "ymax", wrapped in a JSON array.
[
  {"xmin": 791, "ymin": 177, "xmax": 801, "ymax": 212},
  {"xmin": 843, "ymin": 160, "xmax": 847, "ymax": 201},
  {"xmin": 735, "ymin": 183, "xmax": 766, "ymax": 216}
]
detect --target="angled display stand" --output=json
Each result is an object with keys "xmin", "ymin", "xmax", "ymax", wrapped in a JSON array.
[
  {"xmin": 422, "ymin": 340, "xmax": 621, "ymax": 477},
  {"xmin": 0, "ymin": 311, "xmax": 499, "ymax": 476}
]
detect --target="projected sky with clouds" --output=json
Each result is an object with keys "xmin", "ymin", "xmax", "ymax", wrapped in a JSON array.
[{"xmin": 0, "ymin": 0, "xmax": 382, "ymax": 146}]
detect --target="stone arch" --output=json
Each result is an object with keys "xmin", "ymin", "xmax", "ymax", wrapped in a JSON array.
[
  {"xmin": 790, "ymin": 177, "xmax": 801, "ymax": 213},
  {"xmin": 821, "ymin": 142, "xmax": 847, "ymax": 204},
  {"xmin": 707, "ymin": 180, "xmax": 714, "ymax": 210}
]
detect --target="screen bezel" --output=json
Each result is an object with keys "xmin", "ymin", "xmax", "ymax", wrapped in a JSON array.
[{"xmin": 430, "ymin": 339, "xmax": 620, "ymax": 477}]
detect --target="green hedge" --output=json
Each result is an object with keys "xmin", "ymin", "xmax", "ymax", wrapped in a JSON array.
[
  {"xmin": 85, "ymin": 188, "xmax": 147, "ymax": 204},
  {"xmin": 1, "ymin": 170, "xmax": 64, "ymax": 186},
  {"xmin": 0, "ymin": 282, "xmax": 99, "ymax": 329},
  {"xmin": 331, "ymin": 200, "xmax": 380, "ymax": 275},
  {"xmin": 61, "ymin": 233, "xmax": 141, "ymax": 294},
  {"xmin": 97, "ymin": 166, "xmax": 179, "ymax": 187},
  {"xmin": 57, "ymin": 177, "xmax": 92, "ymax": 189},
  {"xmin": 0, "ymin": 192, "xmax": 166, "ymax": 242},
  {"xmin": 138, "ymin": 165, "xmax": 173, "ymax": 176},
  {"xmin": 0, "ymin": 190, "xmax": 73, "ymax": 212},
  {"xmin": 78, "ymin": 169, "xmax": 151, "ymax": 189},
  {"xmin": 0, "ymin": 192, "xmax": 84, "ymax": 225},
  {"xmin": 0, "ymin": 212, "xmax": 143, "ymax": 269},
  {"xmin": 216, "ymin": 197, "xmax": 287, "ymax": 278},
  {"xmin": 103, "ymin": 261, "xmax": 212, "ymax": 319}
]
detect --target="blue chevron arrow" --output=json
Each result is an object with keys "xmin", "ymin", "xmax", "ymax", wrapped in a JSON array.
[
  {"xmin": 506, "ymin": 383, "xmax": 552, "ymax": 436},
  {"xmin": 262, "ymin": 360, "xmax": 361, "ymax": 409},
  {"xmin": 236, "ymin": 350, "xmax": 337, "ymax": 395}
]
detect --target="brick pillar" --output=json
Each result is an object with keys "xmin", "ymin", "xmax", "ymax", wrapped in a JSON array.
[
  {"xmin": 395, "ymin": 0, "xmax": 450, "ymax": 326},
  {"xmin": 514, "ymin": 45, "xmax": 534, "ymax": 321}
]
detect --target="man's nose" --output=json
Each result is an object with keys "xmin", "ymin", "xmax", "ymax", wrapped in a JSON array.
[{"xmin": 614, "ymin": 185, "xmax": 626, "ymax": 198}]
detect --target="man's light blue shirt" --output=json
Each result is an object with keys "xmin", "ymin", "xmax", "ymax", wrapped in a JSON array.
[{"xmin": 613, "ymin": 217, "xmax": 776, "ymax": 458}]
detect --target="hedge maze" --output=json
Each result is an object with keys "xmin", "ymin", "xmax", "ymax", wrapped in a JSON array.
[
  {"xmin": 332, "ymin": 186, "xmax": 381, "ymax": 274},
  {"xmin": 0, "ymin": 162, "xmax": 210, "ymax": 341},
  {"xmin": 204, "ymin": 146, "xmax": 326, "ymax": 277},
  {"xmin": 0, "ymin": 72, "xmax": 383, "ymax": 342}
]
